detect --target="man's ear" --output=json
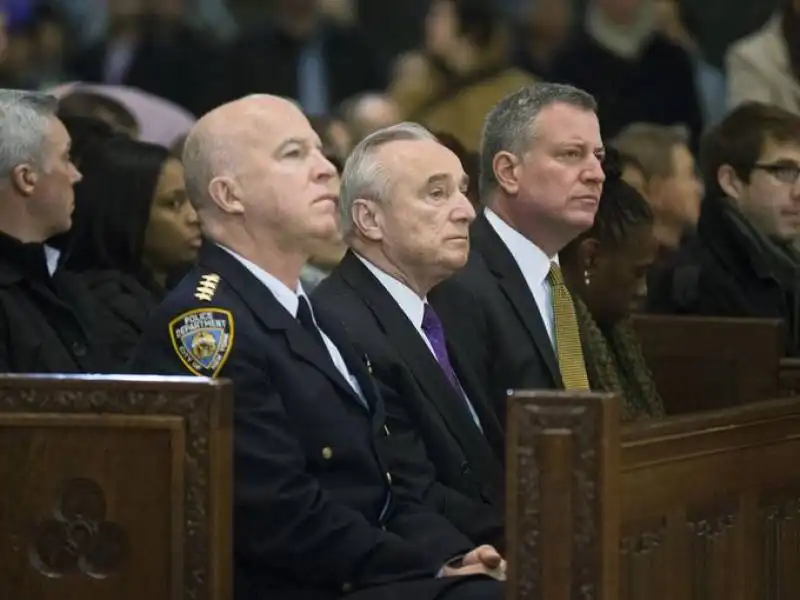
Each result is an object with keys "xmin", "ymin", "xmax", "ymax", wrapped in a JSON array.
[
  {"xmin": 717, "ymin": 164, "xmax": 745, "ymax": 201},
  {"xmin": 11, "ymin": 163, "xmax": 38, "ymax": 197},
  {"xmin": 492, "ymin": 151, "xmax": 521, "ymax": 196},
  {"xmin": 351, "ymin": 198, "xmax": 383, "ymax": 241},
  {"xmin": 208, "ymin": 176, "xmax": 245, "ymax": 215}
]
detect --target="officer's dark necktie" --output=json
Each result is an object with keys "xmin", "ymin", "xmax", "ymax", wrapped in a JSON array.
[{"xmin": 296, "ymin": 295, "xmax": 327, "ymax": 350}]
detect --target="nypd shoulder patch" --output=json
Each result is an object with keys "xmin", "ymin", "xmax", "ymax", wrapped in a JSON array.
[{"xmin": 168, "ymin": 308, "xmax": 235, "ymax": 378}]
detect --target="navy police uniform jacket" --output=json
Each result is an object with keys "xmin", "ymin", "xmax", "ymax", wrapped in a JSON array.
[{"xmin": 128, "ymin": 243, "xmax": 478, "ymax": 600}]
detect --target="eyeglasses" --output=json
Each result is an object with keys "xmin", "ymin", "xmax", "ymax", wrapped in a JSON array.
[{"xmin": 752, "ymin": 162, "xmax": 800, "ymax": 184}]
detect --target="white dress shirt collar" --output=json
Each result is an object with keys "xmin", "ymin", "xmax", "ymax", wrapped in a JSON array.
[
  {"xmin": 484, "ymin": 207, "xmax": 555, "ymax": 285},
  {"xmin": 44, "ymin": 245, "xmax": 60, "ymax": 276},
  {"xmin": 218, "ymin": 245, "xmax": 308, "ymax": 318},
  {"xmin": 356, "ymin": 253, "xmax": 427, "ymax": 329},
  {"xmin": 219, "ymin": 244, "xmax": 366, "ymax": 402}
]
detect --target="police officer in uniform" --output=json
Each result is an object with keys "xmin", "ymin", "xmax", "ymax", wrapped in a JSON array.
[
  {"xmin": 0, "ymin": 89, "xmax": 102, "ymax": 373},
  {"xmin": 129, "ymin": 95, "xmax": 505, "ymax": 600}
]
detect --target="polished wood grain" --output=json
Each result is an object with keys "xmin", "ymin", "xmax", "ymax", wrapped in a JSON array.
[
  {"xmin": 632, "ymin": 315, "xmax": 783, "ymax": 414},
  {"xmin": 508, "ymin": 392, "xmax": 800, "ymax": 600},
  {"xmin": 0, "ymin": 375, "xmax": 233, "ymax": 600}
]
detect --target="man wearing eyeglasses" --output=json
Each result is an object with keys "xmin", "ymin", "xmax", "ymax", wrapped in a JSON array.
[{"xmin": 648, "ymin": 102, "xmax": 800, "ymax": 356}]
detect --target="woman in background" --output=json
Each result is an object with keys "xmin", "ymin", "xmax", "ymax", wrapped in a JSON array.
[
  {"xmin": 559, "ymin": 149, "xmax": 665, "ymax": 421},
  {"xmin": 65, "ymin": 135, "xmax": 201, "ymax": 367}
]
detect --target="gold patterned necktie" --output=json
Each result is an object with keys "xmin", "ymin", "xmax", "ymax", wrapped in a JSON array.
[{"xmin": 547, "ymin": 263, "xmax": 590, "ymax": 391}]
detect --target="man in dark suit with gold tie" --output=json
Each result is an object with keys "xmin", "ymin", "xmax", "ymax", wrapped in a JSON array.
[
  {"xmin": 130, "ymin": 94, "xmax": 504, "ymax": 600},
  {"xmin": 314, "ymin": 123, "xmax": 504, "ymax": 547},
  {"xmin": 430, "ymin": 83, "xmax": 606, "ymax": 422}
]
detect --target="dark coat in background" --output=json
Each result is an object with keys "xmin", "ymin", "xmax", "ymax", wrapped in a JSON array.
[
  {"xmin": 551, "ymin": 30, "xmax": 703, "ymax": 147},
  {"xmin": 648, "ymin": 196, "xmax": 800, "ymax": 356},
  {"xmin": 0, "ymin": 231, "xmax": 108, "ymax": 373},
  {"xmin": 202, "ymin": 21, "xmax": 386, "ymax": 114}
]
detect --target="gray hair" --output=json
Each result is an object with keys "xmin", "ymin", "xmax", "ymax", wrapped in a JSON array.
[
  {"xmin": 479, "ymin": 83, "xmax": 597, "ymax": 199},
  {"xmin": 339, "ymin": 121, "xmax": 437, "ymax": 238},
  {"xmin": 0, "ymin": 89, "xmax": 57, "ymax": 177}
]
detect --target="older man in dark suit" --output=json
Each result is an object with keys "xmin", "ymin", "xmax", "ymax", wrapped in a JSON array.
[
  {"xmin": 429, "ymin": 83, "xmax": 605, "ymax": 422},
  {"xmin": 313, "ymin": 123, "xmax": 504, "ymax": 546},
  {"xmin": 129, "ymin": 95, "xmax": 504, "ymax": 600}
]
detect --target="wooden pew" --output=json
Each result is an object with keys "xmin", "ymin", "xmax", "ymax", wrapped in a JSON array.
[
  {"xmin": 505, "ymin": 390, "xmax": 620, "ymax": 600},
  {"xmin": 0, "ymin": 375, "xmax": 233, "ymax": 600},
  {"xmin": 507, "ymin": 390, "xmax": 800, "ymax": 600},
  {"xmin": 632, "ymin": 315, "xmax": 783, "ymax": 414},
  {"xmin": 778, "ymin": 358, "xmax": 800, "ymax": 396}
]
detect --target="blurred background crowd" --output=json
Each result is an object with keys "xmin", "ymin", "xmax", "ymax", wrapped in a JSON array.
[
  {"xmin": 0, "ymin": 0, "xmax": 793, "ymax": 143},
  {"xmin": 2, "ymin": 0, "xmax": 800, "ymax": 377}
]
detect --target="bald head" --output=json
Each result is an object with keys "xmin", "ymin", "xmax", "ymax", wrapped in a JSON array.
[
  {"xmin": 180, "ymin": 93, "xmax": 338, "ymax": 255},
  {"xmin": 341, "ymin": 93, "xmax": 401, "ymax": 143},
  {"xmin": 182, "ymin": 94, "xmax": 304, "ymax": 212}
]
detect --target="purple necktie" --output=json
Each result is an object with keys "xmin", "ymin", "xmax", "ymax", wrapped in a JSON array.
[
  {"xmin": 421, "ymin": 304, "xmax": 461, "ymax": 390},
  {"xmin": 422, "ymin": 304, "xmax": 483, "ymax": 430}
]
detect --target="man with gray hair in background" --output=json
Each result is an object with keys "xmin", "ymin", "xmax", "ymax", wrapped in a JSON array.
[
  {"xmin": 131, "ymin": 94, "xmax": 505, "ymax": 600},
  {"xmin": 314, "ymin": 122, "xmax": 505, "ymax": 546},
  {"xmin": 611, "ymin": 123, "xmax": 703, "ymax": 257},
  {"xmin": 430, "ymin": 83, "xmax": 605, "ymax": 421},
  {"xmin": 0, "ymin": 89, "xmax": 99, "ymax": 373}
]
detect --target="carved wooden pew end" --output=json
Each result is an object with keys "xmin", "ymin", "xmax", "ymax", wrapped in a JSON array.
[{"xmin": 0, "ymin": 374, "xmax": 233, "ymax": 600}]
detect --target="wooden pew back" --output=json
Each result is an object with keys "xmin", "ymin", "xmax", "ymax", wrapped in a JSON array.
[
  {"xmin": 778, "ymin": 358, "xmax": 800, "ymax": 396},
  {"xmin": 505, "ymin": 391, "xmax": 620, "ymax": 600},
  {"xmin": 632, "ymin": 315, "xmax": 783, "ymax": 414},
  {"xmin": 620, "ymin": 398, "xmax": 800, "ymax": 600},
  {"xmin": 0, "ymin": 375, "xmax": 233, "ymax": 600},
  {"xmin": 507, "ymin": 391, "xmax": 800, "ymax": 600}
]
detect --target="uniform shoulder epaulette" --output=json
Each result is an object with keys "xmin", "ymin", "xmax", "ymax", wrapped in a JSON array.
[{"xmin": 194, "ymin": 273, "xmax": 221, "ymax": 302}]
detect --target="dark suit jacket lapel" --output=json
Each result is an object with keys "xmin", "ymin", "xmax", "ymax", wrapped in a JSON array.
[
  {"xmin": 448, "ymin": 346, "xmax": 504, "ymax": 463},
  {"xmin": 199, "ymin": 244, "xmax": 369, "ymax": 412},
  {"xmin": 471, "ymin": 213, "xmax": 562, "ymax": 386},
  {"xmin": 314, "ymin": 306, "xmax": 386, "ymax": 430},
  {"xmin": 338, "ymin": 251, "xmax": 501, "ymax": 472}
]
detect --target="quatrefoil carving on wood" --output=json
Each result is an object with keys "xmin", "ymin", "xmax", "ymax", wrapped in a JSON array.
[{"xmin": 30, "ymin": 477, "xmax": 128, "ymax": 579}]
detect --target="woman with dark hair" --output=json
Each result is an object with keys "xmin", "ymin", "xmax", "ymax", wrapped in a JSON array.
[
  {"xmin": 48, "ymin": 115, "xmax": 116, "ymax": 255},
  {"xmin": 559, "ymin": 149, "xmax": 665, "ymax": 422},
  {"xmin": 58, "ymin": 114, "xmax": 117, "ymax": 168},
  {"xmin": 65, "ymin": 135, "xmax": 201, "ymax": 366}
]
